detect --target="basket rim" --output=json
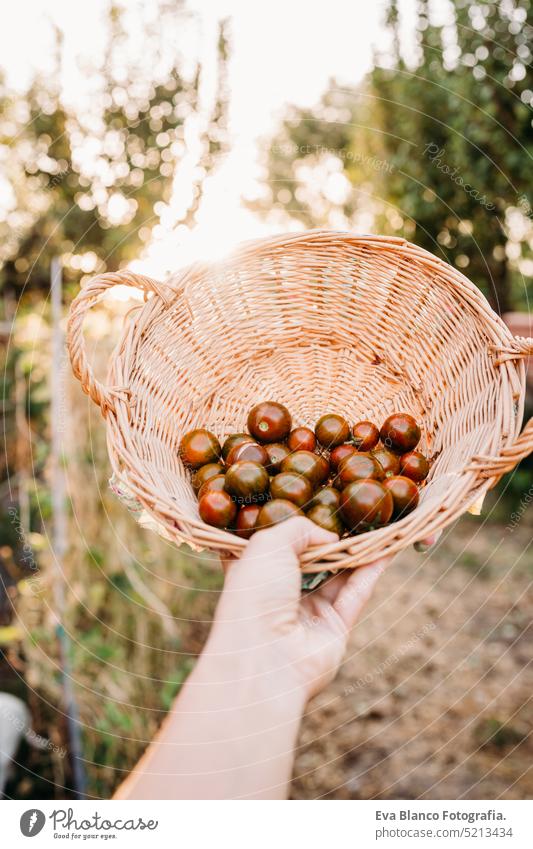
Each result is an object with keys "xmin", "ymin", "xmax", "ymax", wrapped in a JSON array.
[{"xmin": 167, "ymin": 229, "xmax": 517, "ymax": 349}]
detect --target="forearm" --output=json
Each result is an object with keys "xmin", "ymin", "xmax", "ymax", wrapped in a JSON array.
[{"xmin": 115, "ymin": 633, "xmax": 307, "ymax": 800}]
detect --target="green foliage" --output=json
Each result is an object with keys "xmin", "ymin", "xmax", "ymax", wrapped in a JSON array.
[
  {"xmin": 255, "ymin": 0, "xmax": 533, "ymax": 313},
  {"xmin": 99, "ymin": 701, "xmax": 134, "ymax": 733},
  {"xmin": 0, "ymin": 5, "xmax": 230, "ymax": 298},
  {"xmin": 161, "ymin": 662, "xmax": 193, "ymax": 711},
  {"xmin": 369, "ymin": 0, "xmax": 533, "ymax": 313},
  {"xmin": 474, "ymin": 716, "xmax": 527, "ymax": 749}
]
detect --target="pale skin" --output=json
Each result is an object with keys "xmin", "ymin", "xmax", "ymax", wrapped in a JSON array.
[{"xmin": 116, "ymin": 518, "xmax": 437, "ymax": 800}]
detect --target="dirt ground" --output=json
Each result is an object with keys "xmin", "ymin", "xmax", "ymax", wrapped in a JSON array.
[{"xmin": 291, "ymin": 514, "xmax": 533, "ymax": 799}]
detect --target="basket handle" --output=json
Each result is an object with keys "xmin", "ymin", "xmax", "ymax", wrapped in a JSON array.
[
  {"xmin": 67, "ymin": 270, "xmax": 174, "ymax": 416},
  {"xmin": 473, "ymin": 417, "xmax": 533, "ymax": 479},
  {"xmin": 469, "ymin": 335, "xmax": 533, "ymax": 479}
]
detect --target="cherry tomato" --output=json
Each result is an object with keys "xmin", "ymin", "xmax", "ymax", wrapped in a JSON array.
[
  {"xmin": 270, "ymin": 472, "xmax": 314, "ymax": 508},
  {"xmin": 199, "ymin": 490, "xmax": 237, "ymax": 528},
  {"xmin": 306, "ymin": 504, "xmax": 343, "ymax": 536},
  {"xmin": 314, "ymin": 453, "xmax": 330, "ymax": 484},
  {"xmin": 383, "ymin": 475, "xmax": 419, "ymax": 518},
  {"xmin": 287, "ymin": 427, "xmax": 317, "ymax": 452},
  {"xmin": 224, "ymin": 461, "xmax": 270, "ymax": 505},
  {"xmin": 179, "ymin": 429, "xmax": 221, "ymax": 469},
  {"xmin": 256, "ymin": 499, "xmax": 303, "ymax": 529},
  {"xmin": 314, "ymin": 414, "xmax": 350, "ymax": 448},
  {"xmin": 222, "ymin": 433, "xmax": 253, "ymax": 461},
  {"xmin": 340, "ymin": 479, "xmax": 393, "ymax": 532},
  {"xmin": 352, "ymin": 420, "xmax": 379, "ymax": 451},
  {"xmin": 281, "ymin": 450, "xmax": 329, "ymax": 486},
  {"xmin": 380, "ymin": 413, "xmax": 421, "ymax": 454},
  {"xmin": 400, "ymin": 450, "xmax": 429, "ymax": 483},
  {"xmin": 197, "ymin": 474, "xmax": 226, "ymax": 500},
  {"xmin": 226, "ymin": 441, "xmax": 269, "ymax": 467},
  {"xmin": 330, "ymin": 443, "xmax": 357, "ymax": 472},
  {"xmin": 247, "ymin": 401, "xmax": 292, "ymax": 443},
  {"xmin": 309, "ymin": 486, "xmax": 341, "ymax": 510},
  {"xmin": 236, "ymin": 504, "xmax": 261, "ymax": 539},
  {"xmin": 334, "ymin": 452, "xmax": 384, "ymax": 489},
  {"xmin": 371, "ymin": 446, "xmax": 401, "ymax": 478},
  {"xmin": 192, "ymin": 462, "xmax": 224, "ymax": 494},
  {"xmin": 265, "ymin": 442, "xmax": 290, "ymax": 473}
]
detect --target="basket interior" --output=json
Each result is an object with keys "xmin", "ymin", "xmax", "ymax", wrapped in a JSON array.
[{"xmin": 115, "ymin": 239, "xmax": 502, "ymax": 525}]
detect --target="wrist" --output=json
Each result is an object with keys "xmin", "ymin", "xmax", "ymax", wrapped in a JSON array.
[
  {"xmin": 191, "ymin": 625, "xmax": 309, "ymax": 718},
  {"xmin": 166, "ymin": 626, "xmax": 307, "ymax": 799}
]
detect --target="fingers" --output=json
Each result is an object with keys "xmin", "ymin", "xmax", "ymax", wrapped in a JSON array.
[
  {"xmin": 238, "ymin": 516, "xmax": 337, "ymax": 574},
  {"xmin": 332, "ymin": 557, "xmax": 392, "ymax": 631},
  {"xmin": 311, "ymin": 570, "xmax": 351, "ymax": 604},
  {"xmin": 414, "ymin": 529, "xmax": 442, "ymax": 553},
  {"xmin": 250, "ymin": 516, "xmax": 338, "ymax": 558},
  {"xmin": 220, "ymin": 555, "xmax": 237, "ymax": 576},
  {"xmin": 224, "ymin": 517, "xmax": 337, "ymax": 591}
]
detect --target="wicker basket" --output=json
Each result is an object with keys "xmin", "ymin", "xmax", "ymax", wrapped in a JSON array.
[{"xmin": 67, "ymin": 230, "xmax": 533, "ymax": 572}]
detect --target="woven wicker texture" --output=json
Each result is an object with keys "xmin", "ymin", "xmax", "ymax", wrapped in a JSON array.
[{"xmin": 67, "ymin": 231, "xmax": 533, "ymax": 572}]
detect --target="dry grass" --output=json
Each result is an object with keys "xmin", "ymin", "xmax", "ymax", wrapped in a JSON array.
[{"xmin": 13, "ymin": 307, "xmax": 222, "ymax": 798}]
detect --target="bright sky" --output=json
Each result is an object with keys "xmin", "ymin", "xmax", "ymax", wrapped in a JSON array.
[
  {"xmin": 175, "ymin": 0, "xmax": 390, "ymax": 269},
  {"xmin": 0, "ymin": 0, "xmax": 413, "ymax": 276}
]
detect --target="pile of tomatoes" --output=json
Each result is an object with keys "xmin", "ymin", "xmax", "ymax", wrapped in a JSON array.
[{"xmin": 179, "ymin": 402, "xmax": 429, "ymax": 539}]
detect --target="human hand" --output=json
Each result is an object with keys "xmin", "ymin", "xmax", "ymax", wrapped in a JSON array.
[
  {"xmin": 210, "ymin": 517, "xmax": 393, "ymax": 702},
  {"xmin": 116, "ymin": 518, "xmax": 439, "ymax": 800}
]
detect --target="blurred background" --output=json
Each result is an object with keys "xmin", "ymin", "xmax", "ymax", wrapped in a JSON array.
[{"xmin": 0, "ymin": 0, "xmax": 531, "ymax": 800}]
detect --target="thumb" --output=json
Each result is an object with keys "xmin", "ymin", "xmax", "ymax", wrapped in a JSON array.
[
  {"xmin": 224, "ymin": 516, "xmax": 337, "ymax": 593},
  {"xmin": 250, "ymin": 516, "xmax": 337, "ymax": 558}
]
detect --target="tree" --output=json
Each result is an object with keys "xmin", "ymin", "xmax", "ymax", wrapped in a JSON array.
[
  {"xmin": 0, "ymin": 3, "xmax": 230, "ymax": 299},
  {"xmin": 0, "ymin": 0, "xmax": 230, "ymax": 602},
  {"xmin": 254, "ymin": 0, "xmax": 533, "ymax": 313}
]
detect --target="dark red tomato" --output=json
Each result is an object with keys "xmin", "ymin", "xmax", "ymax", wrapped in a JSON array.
[
  {"xmin": 247, "ymin": 401, "xmax": 292, "ymax": 443},
  {"xmin": 224, "ymin": 461, "xmax": 269, "ymax": 505},
  {"xmin": 400, "ymin": 450, "xmax": 430, "ymax": 483},
  {"xmin": 265, "ymin": 442, "xmax": 290, "ymax": 474},
  {"xmin": 287, "ymin": 427, "xmax": 317, "ymax": 453},
  {"xmin": 179, "ymin": 429, "xmax": 221, "ymax": 469},
  {"xmin": 314, "ymin": 414, "xmax": 350, "ymax": 448},
  {"xmin": 281, "ymin": 450, "xmax": 329, "ymax": 486},
  {"xmin": 192, "ymin": 462, "xmax": 224, "ymax": 494},
  {"xmin": 270, "ymin": 472, "xmax": 313, "ymax": 508},
  {"xmin": 256, "ymin": 499, "xmax": 303, "ymax": 529},
  {"xmin": 352, "ymin": 420, "xmax": 379, "ymax": 451},
  {"xmin": 314, "ymin": 453, "xmax": 330, "ymax": 484},
  {"xmin": 309, "ymin": 486, "xmax": 341, "ymax": 510},
  {"xmin": 306, "ymin": 504, "xmax": 344, "ymax": 536},
  {"xmin": 235, "ymin": 504, "xmax": 261, "ymax": 539},
  {"xmin": 340, "ymin": 479, "xmax": 393, "ymax": 532},
  {"xmin": 383, "ymin": 475, "xmax": 419, "ymax": 519},
  {"xmin": 199, "ymin": 490, "xmax": 237, "ymax": 528},
  {"xmin": 226, "ymin": 441, "xmax": 269, "ymax": 467},
  {"xmin": 329, "ymin": 443, "xmax": 357, "ymax": 472},
  {"xmin": 371, "ymin": 447, "xmax": 401, "ymax": 478},
  {"xmin": 334, "ymin": 453, "xmax": 384, "ymax": 490},
  {"xmin": 380, "ymin": 413, "xmax": 421, "ymax": 454},
  {"xmin": 198, "ymin": 474, "xmax": 226, "ymax": 500},
  {"xmin": 221, "ymin": 432, "xmax": 252, "ymax": 461}
]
